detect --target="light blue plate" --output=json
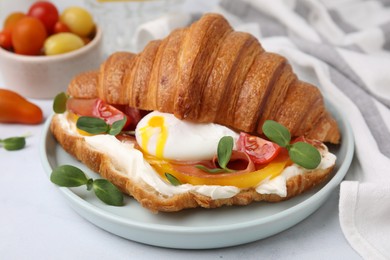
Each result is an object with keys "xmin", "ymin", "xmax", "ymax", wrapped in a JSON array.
[{"xmin": 40, "ymin": 100, "xmax": 354, "ymax": 249}]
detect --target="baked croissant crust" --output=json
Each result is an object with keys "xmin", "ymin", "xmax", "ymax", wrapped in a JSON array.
[{"xmin": 67, "ymin": 13, "xmax": 340, "ymax": 144}]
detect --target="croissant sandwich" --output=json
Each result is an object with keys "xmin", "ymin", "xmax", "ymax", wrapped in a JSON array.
[{"xmin": 50, "ymin": 13, "xmax": 340, "ymax": 213}]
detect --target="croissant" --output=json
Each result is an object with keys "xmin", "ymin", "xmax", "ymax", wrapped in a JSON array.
[{"xmin": 68, "ymin": 13, "xmax": 340, "ymax": 144}]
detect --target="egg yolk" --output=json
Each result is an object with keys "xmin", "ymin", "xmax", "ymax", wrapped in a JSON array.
[{"xmin": 138, "ymin": 116, "xmax": 168, "ymax": 159}]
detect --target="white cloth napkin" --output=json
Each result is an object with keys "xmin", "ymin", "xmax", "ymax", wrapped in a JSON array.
[{"xmin": 132, "ymin": 0, "xmax": 390, "ymax": 259}]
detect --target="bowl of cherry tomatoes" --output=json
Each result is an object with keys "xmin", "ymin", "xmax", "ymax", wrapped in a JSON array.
[{"xmin": 0, "ymin": 1, "xmax": 103, "ymax": 99}]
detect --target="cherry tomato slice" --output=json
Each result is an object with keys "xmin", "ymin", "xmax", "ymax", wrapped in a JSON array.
[
  {"xmin": 236, "ymin": 132, "xmax": 281, "ymax": 164},
  {"xmin": 95, "ymin": 99, "xmax": 127, "ymax": 126},
  {"xmin": 66, "ymin": 98, "xmax": 142, "ymax": 130}
]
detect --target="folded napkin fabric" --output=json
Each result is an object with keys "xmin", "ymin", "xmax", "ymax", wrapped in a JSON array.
[
  {"xmin": 219, "ymin": 1, "xmax": 390, "ymax": 259},
  {"xmin": 132, "ymin": 0, "xmax": 390, "ymax": 258}
]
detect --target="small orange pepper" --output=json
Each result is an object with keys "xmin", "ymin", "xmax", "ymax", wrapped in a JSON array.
[{"xmin": 0, "ymin": 88, "xmax": 43, "ymax": 124}]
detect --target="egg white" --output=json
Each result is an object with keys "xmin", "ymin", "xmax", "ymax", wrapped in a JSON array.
[{"xmin": 135, "ymin": 111, "xmax": 239, "ymax": 161}]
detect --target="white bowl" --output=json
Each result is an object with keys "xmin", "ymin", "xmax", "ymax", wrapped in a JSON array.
[{"xmin": 0, "ymin": 27, "xmax": 103, "ymax": 99}]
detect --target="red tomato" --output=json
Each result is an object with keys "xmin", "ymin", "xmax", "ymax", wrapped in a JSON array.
[
  {"xmin": 95, "ymin": 99, "xmax": 127, "ymax": 126},
  {"xmin": 0, "ymin": 29, "xmax": 12, "ymax": 49},
  {"xmin": 66, "ymin": 98, "xmax": 142, "ymax": 130},
  {"xmin": 27, "ymin": 1, "xmax": 59, "ymax": 34},
  {"xmin": 12, "ymin": 17, "xmax": 47, "ymax": 55},
  {"xmin": 236, "ymin": 132, "xmax": 281, "ymax": 164},
  {"xmin": 4, "ymin": 12, "xmax": 26, "ymax": 30},
  {"xmin": 53, "ymin": 21, "xmax": 70, "ymax": 34}
]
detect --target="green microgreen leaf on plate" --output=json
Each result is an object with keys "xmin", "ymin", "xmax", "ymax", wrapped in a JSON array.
[
  {"xmin": 0, "ymin": 136, "xmax": 26, "ymax": 151},
  {"xmin": 165, "ymin": 173, "xmax": 182, "ymax": 186},
  {"xmin": 288, "ymin": 142, "xmax": 321, "ymax": 169},
  {"xmin": 50, "ymin": 165, "xmax": 124, "ymax": 206},
  {"xmin": 262, "ymin": 120, "xmax": 291, "ymax": 147},
  {"xmin": 108, "ymin": 117, "xmax": 127, "ymax": 135},
  {"xmin": 92, "ymin": 179, "xmax": 124, "ymax": 206},
  {"xmin": 76, "ymin": 116, "xmax": 109, "ymax": 134},
  {"xmin": 50, "ymin": 165, "xmax": 89, "ymax": 187},
  {"xmin": 53, "ymin": 92, "xmax": 68, "ymax": 114}
]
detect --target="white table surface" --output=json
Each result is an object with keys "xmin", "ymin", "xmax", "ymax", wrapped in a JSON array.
[{"xmin": 0, "ymin": 0, "xmax": 361, "ymax": 259}]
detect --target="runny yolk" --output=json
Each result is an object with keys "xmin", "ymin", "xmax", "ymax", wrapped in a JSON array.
[{"xmin": 139, "ymin": 116, "xmax": 168, "ymax": 159}]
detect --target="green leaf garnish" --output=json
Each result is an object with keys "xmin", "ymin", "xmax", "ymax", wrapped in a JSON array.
[
  {"xmin": 262, "ymin": 120, "xmax": 291, "ymax": 147},
  {"xmin": 288, "ymin": 142, "xmax": 321, "ymax": 169},
  {"xmin": 217, "ymin": 136, "xmax": 234, "ymax": 169},
  {"xmin": 165, "ymin": 173, "xmax": 182, "ymax": 186},
  {"xmin": 196, "ymin": 136, "xmax": 236, "ymax": 174},
  {"xmin": 76, "ymin": 116, "xmax": 109, "ymax": 134},
  {"xmin": 262, "ymin": 120, "xmax": 321, "ymax": 169},
  {"xmin": 109, "ymin": 117, "xmax": 127, "ymax": 135},
  {"xmin": 76, "ymin": 116, "xmax": 127, "ymax": 136},
  {"xmin": 92, "ymin": 179, "xmax": 124, "ymax": 206},
  {"xmin": 0, "ymin": 136, "xmax": 26, "ymax": 151},
  {"xmin": 53, "ymin": 92, "xmax": 68, "ymax": 113},
  {"xmin": 50, "ymin": 165, "xmax": 124, "ymax": 206},
  {"xmin": 50, "ymin": 165, "xmax": 89, "ymax": 187}
]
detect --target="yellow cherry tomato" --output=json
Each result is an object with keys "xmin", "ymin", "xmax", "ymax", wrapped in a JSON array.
[
  {"xmin": 44, "ymin": 32, "xmax": 85, "ymax": 55},
  {"xmin": 60, "ymin": 7, "xmax": 94, "ymax": 37}
]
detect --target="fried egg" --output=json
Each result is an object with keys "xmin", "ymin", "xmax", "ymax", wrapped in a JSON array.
[{"xmin": 135, "ymin": 111, "xmax": 239, "ymax": 161}]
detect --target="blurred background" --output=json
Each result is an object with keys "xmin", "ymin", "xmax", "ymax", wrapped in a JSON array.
[{"xmin": 0, "ymin": 0, "xmax": 219, "ymax": 55}]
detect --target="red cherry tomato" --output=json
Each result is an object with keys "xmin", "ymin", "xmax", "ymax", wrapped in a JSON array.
[
  {"xmin": 94, "ymin": 99, "xmax": 128, "ymax": 126},
  {"xmin": 236, "ymin": 132, "xmax": 281, "ymax": 164},
  {"xmin": 12, "ymin": 17, "xmax": 47, "ymax": 55},
  {"xmin": 27, "ymin": 1, "xmax": 59, "ymax": 34},
  {"xmin": 0, "ymin": 29, "xmax": 12, "ymax": 49},
  {"xmin": 66, "ymin": 98, "xmax": 142, "ymax": 130},
  {"xmin": 53, "ymin": 21, "xmax": 70, "ymax": 34}
]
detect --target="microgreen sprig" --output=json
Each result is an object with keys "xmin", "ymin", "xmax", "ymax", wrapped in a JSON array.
[
  {"xmin": 0, "ymin": 136, "xmax": 27, "ymax": 151},
  {"xmin": 53, "ymin": 92, "xmax": 68, "ymax": 114},
  {"xmin": 165, "ymin": 173, "xmax": 182, "ymax": 186},
  {"xmin": 195, "ymin": 136, "xmax": 235, "ymax": 173},
  {"xmin": 50, "ymin": 165, "xmax": 124, "ymax": 206},
  {"xmin": 262, "ymin": 120, "xmax": 321, "ymax": 169},
  {"xmin": 76, "ymin": 116, "xmax": 127, "ymax": 136}
]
